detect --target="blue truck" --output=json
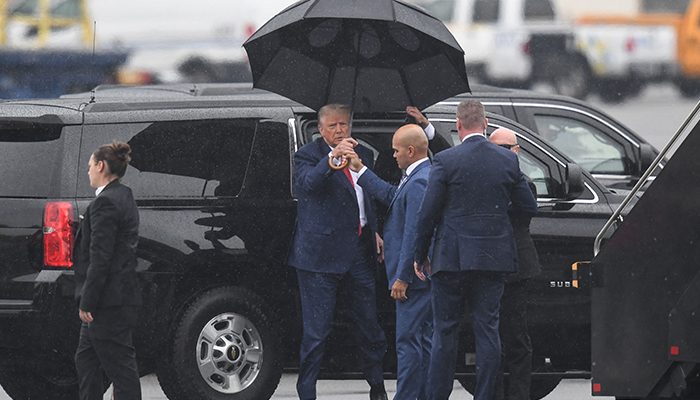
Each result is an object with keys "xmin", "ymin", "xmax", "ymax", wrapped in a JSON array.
[{"xmin": 0, "ymin": 49, "xmax": 128, "ymax": 99}]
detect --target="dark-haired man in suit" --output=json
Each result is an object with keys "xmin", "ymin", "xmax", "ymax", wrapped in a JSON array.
[
  {"xmin": 413, "ymin": 100, "xmax": 538, "ymax": 400},
  {"xmin": 286, "ymin": 104, "xmax": 388, "ymax": 400}
]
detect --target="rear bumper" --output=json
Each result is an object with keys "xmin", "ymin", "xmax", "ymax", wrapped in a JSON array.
[{"xmin": 0, "ymin": 271, "xmax": 78, "ymax": 368}]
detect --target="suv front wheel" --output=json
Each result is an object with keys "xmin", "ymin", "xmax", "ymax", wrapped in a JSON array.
[{"xmin": 157, "ymin": 286, "xmax": 282, "ymax": 400}]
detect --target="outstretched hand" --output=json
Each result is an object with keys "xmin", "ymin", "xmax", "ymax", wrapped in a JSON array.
[{"xmin": 406, "ymin": 106, "xmax": 429, "ymax": 129}]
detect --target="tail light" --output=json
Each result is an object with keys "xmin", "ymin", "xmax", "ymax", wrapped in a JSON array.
[{"xmin": 43, "ymin": 202, "xmax": 74, "ymax": 267}]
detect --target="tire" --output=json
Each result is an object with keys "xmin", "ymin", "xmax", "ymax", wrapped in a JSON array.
[
  {"xmin": 456, "ymin": 375, "xmax": 561, "ymax": 400},
  {"xmin": 595, "ymin": 79, "xmax": 641, "ymax": 104},
  {"xmin": 676, "ymin": 78, "xmax": 700, "ymax": 98},
  {"xmin": 550, "ymin": 57, "xmax": 591, "ymax": 100},
  {"xmin": 456, "ymin": 356, "xmax": 562, "ymax": 400},
  {"xmin": 157, "ymin": 286, "xmax": 282, "ymax": 400},
  {"xmin": 0, "ymin": 371, "xmax": 79, "ymax": 400}
]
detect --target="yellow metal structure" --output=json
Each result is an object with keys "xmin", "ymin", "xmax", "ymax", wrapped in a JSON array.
[{"xmin": 0, "ymin": 0, "xmax": 93, "ymax": 47}]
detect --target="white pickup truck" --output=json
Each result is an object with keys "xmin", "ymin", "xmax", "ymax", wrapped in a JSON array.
[
  {"xmin": 422, "ymin": 0, "xmax": 591, "ymax": 98},
  {"xmin": 421, "ymin": 0, "xmax": 696, "ymax": 102}
]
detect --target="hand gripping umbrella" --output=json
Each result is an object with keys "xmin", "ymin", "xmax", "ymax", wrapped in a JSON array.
[{"xmin": 242, "ymin": 0, "xmax": 470, "ymax": 114}]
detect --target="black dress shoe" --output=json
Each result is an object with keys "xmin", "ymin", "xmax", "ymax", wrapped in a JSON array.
[{"xmin": 370, "ymin": 382, "xmax": 388, "ymax": 400}]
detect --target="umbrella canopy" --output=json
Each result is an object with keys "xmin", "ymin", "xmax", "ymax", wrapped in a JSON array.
[{"xmin": 243, "ymin": 0, "xmax": 470, "ymax": 113}]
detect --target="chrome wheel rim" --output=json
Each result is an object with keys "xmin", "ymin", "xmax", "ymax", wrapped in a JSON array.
[{"xmin": 196, "ymin": 312, "xmax": 263, "ymax": 393}]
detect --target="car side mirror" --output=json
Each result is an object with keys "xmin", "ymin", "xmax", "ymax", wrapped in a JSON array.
[
  {"xmin": 638, "ymin": 143, "xmax": 655, "ymax": 175},
  {"xmin": 565, "ymin": 163, "xmax": 585, "ymax": 200}
]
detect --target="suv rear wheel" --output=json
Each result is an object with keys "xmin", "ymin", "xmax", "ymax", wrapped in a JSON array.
[{"xmin": 157, "ymin": 286, "xmax": 282, "ymax": 400}]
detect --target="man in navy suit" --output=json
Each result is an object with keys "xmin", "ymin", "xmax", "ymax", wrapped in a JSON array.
[
  {"xmin": 413, "ymin": 101, "xmax": 538, "ymax": 400},
  {"xmin": 287, "ymin": 104, "xmax": 388, "ymax": 400},
  {"xmin": 489, "ymin": 128, "xmax": 541, "ymax": 400},
  {"xmin": 348, "ymin": 124, "xmax": 433, "ymax": 400}
]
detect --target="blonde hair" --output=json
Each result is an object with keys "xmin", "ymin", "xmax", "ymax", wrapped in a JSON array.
[
  {"xmin": 318, "ymin": 104, "xmax": 351, "ymax": 124},
  {"xmin": 457, "ymin": 100, "xmax": 486, "ymax": 131}
]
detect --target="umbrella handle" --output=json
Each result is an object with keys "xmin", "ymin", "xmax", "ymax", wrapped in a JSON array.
[{"xmin": 329, "ymin": 156, "xmax": 349, "ymax": 170}]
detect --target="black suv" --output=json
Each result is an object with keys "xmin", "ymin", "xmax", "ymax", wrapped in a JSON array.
[
  {"xmin": 0, "ymin": 84, "xmax": 627, "ymax": 400},
  {"xmin": 444, "ymin": 84, "xmax": 660, "ymax": 190}
]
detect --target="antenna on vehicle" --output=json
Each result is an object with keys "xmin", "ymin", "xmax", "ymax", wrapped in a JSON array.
[{"xmin": 89, "ymin": 21, "xmax": 97, "ymax": 104}]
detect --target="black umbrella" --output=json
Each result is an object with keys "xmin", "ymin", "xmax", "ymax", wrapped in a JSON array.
[{"xmin": 242, "ymin": 0, "xmax": 470, "ymax": 113}]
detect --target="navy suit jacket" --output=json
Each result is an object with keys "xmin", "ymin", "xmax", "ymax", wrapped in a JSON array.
[
  {"xmin": 358, "ymin": 159, "xmax": 431, "ymax": 290},
  {"xmin": 287, "ymin": 138, "xmax": 378, "ymax": 274},
  {"xmin": 413, "ymin": 135, "xmax": 537, "ymax": 274},
  {"xmin": 74, "ymin": 180, "xmax": 141, "ymax": 315}
]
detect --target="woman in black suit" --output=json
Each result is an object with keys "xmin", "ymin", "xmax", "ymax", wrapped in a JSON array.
[{"xmin": 74, "ymin": 142, "xmax": 142, "ymax": 400}]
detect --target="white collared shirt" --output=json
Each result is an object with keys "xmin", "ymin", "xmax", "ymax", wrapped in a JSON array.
[
  {"xmin": 329, "ymin": 147, "xmax": 367, "ymax": 228},
  {"xmin": 461, "ymin": 132, "xmax": 485, "ymax": 142},
  {"xmin": 424, "ymin": 123, "xmax": 435, "ymax": 140},
  {"xmin": 404, "ymin": 157, "xmax": 429, "ymax": 177},
  {"xmin": 95, "ymin": 185, "xmax": 106, "ymax": 196}
]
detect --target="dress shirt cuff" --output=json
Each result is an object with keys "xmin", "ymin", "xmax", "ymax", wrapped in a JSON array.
[
  {"xmin": 424, "ymin": 123, "xmax": 435, "ymax": 140},
  {"xmin": 357, "ymin": 166, "xmax": 368, "ymax": 178}
]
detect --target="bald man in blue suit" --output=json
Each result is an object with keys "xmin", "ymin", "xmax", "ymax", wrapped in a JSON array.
[
  {"xmin": 348, "ymin": 124, "xmax": 433, "ymax": 400},
  {"xmin": 413, "ymin": 101, "xmax": 538, "ymax": 400}
]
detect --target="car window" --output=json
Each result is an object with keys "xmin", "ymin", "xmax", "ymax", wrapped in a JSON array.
[
  {"xmin": 473, "ymin": 0, "xmax": 499, "ymax": 22},
  {"xmin": 517, "ymin": 150, "xmax": 551, "ymax": 197},
  {"xmin": 485, "ymin": 125, "xmax": 555, "ymax": 197},
  {"xmin": 78, "ymin": 119, "xmax": 257, "ymax": 198},
  {"xmin": 524, "ymin": 0, "xmax": 555, "ymax": 20},
  {"xmin": 431, "ymin": 120, "xmax": 556, "ymax": 198},
  {"xmin": 0, "ymin": 123, "xmax": 64, "ymax": 197},
  {"xmin": 533, "ymin": 115, "xmax": 627, "ymax": 175}
]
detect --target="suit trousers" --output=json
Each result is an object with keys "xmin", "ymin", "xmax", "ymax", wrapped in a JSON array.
[
  {"xmin": 295, "ymin": 232, "xmax": 387, "ymax": 400},
  {"xmin": 395, "ymin": 286, "xmax": 432, "ymax": 400},
  {"xmin": 75, "ymin": 318, "xmax": 141, "ymax": 400},
  {"xmin": 428, "ymin": 271, "xmax": 506, "ymax": 400},
  {"xmin": 494, "ymin": 280, "xmax": 533, "ymax": 400}
]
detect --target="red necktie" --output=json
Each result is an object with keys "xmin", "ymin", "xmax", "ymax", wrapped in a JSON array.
[{"xmin": 343, "ymin": 167, "xmax": 362, "ymax": 236}]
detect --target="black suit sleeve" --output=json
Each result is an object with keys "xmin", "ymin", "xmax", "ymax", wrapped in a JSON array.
[{"xmin": 79, "ymin": 195, "xmax": 119, "ymax": 312}]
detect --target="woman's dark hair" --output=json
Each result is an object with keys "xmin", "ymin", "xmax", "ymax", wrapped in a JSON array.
[{"xmin": 93, "ymin": 141, "xmax": 132, "ymax": 178}]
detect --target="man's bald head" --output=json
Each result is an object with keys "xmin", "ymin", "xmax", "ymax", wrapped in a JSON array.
[
  {"xmin": 396, "ymin": 124, "xmax": 429, "ymax": 154},
  {"xmin": 489, "ymin": 127, "xmax": 520, "ymax": 154},
  {"xmin": 393, "ymin": 124, "xmax": 429, "ymax": 170}
]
